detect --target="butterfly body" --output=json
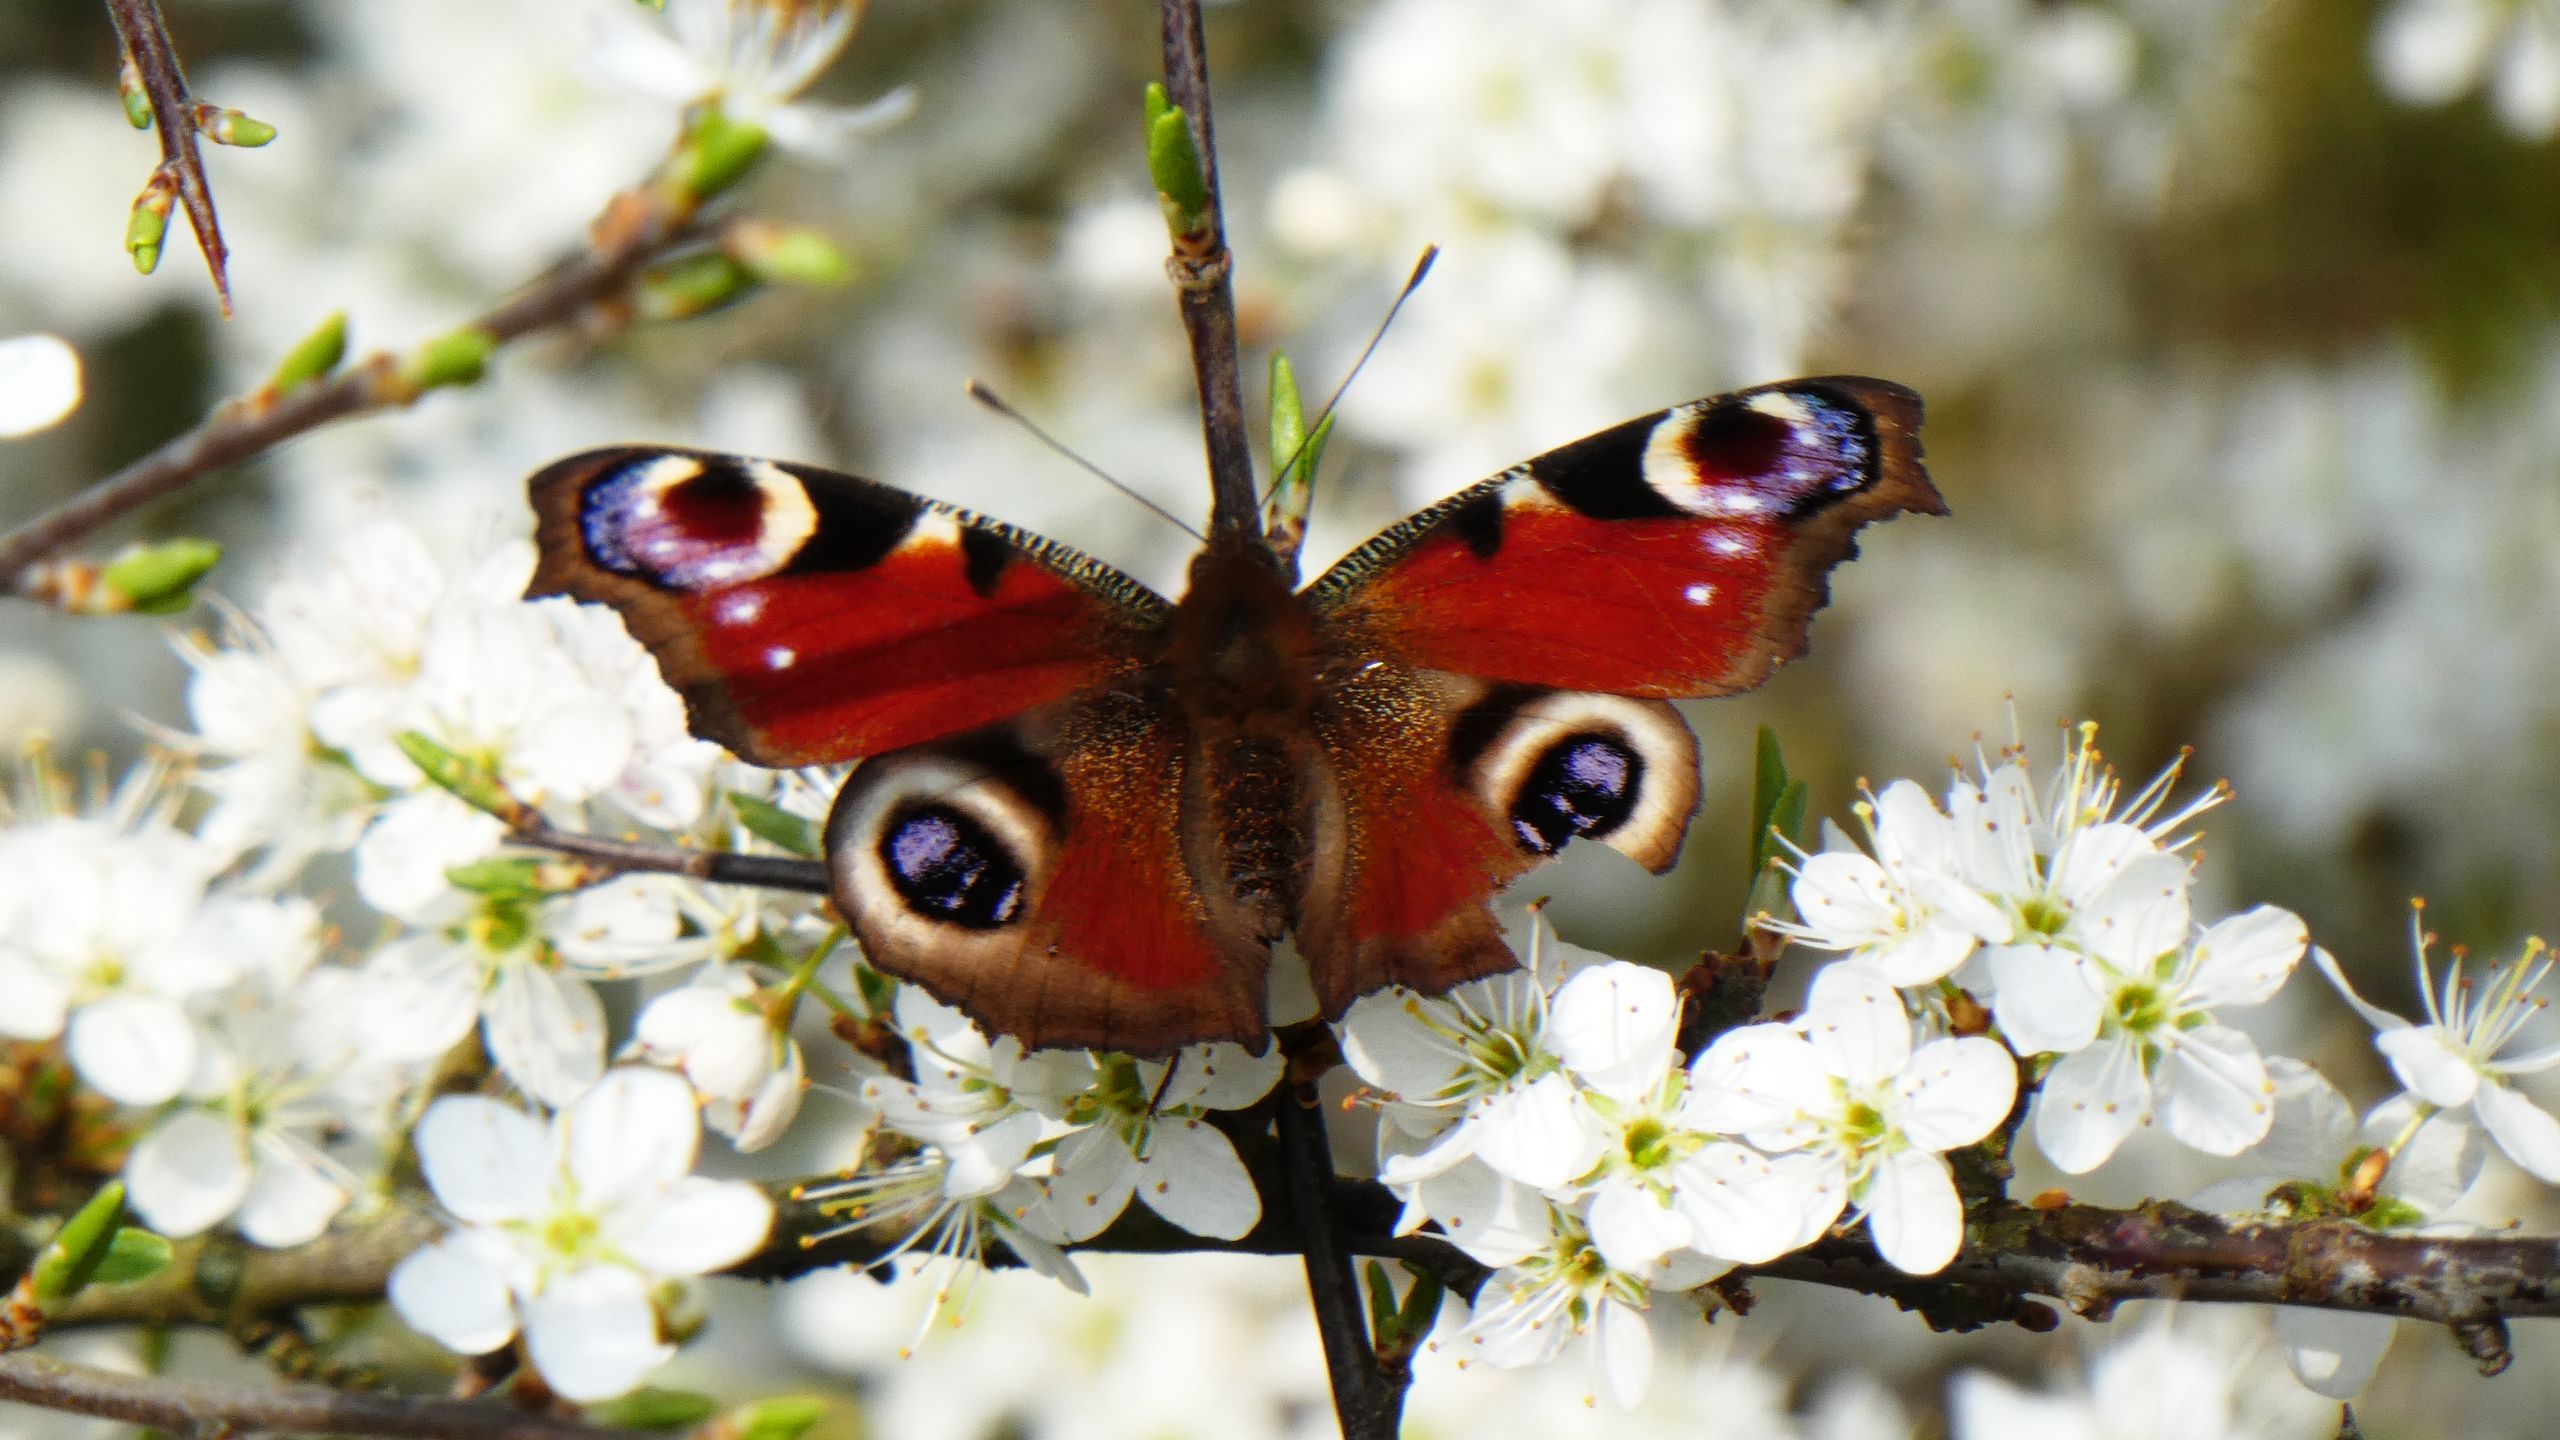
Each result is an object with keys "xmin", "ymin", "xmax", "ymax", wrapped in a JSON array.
[{"xmin": 529, "ymin": 376, "xmax": 1941, "ymax": 1055}]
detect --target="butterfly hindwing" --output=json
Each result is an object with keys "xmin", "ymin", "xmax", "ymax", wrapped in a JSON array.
[
  {"xmin": 823, "ymin": 693, "xmax": 1267, "ymax": 1055},
  {"xmin": 528, "ymin": 447, "xmax": 1170, "ymax": 767},
  {"xmin": 1297, "ymin": 668, "xmax": 1701, "ymax": 1014},
  {"xmin": 1305, "ymin": 377, "xmax": 1939, "ymax": 699}
]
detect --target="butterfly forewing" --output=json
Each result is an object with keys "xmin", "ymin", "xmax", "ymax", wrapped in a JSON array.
[
  {"xmin": 527, "ymin": 447, "xmax": 1170, "ymax": 768},
  {"xmin": 1305, "ymin": 377, "xmax": 1939, "ymax": 698}
]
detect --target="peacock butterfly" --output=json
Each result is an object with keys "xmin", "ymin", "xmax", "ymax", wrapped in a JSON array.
[{"xmin": 526, "ymin": 376, "xmax": 1940, "ymax": 1056}]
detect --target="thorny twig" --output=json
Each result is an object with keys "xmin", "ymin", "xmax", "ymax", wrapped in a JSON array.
[
  {"xmin": 0, "ymin": 164, "xmax": 715, "ymax": 599},
  {"xmin": 102, "ymin": 0, "xmax": 233, "ymax": 314},
  {"xmin": 1157, "ymin": 0, "xmax": 1261, "ymax": 544}
]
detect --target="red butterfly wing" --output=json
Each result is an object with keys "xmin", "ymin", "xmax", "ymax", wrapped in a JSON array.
[
  {"xmin": 528, "ymin": 448, "xmax": 1168, "ymax": 767},
  {"xmin": 1306, "ymin": 377, "xmax": 1939, "ymax": 697},
  {"xmin": 1296, "ymin": 377, "xmax": 1936, "ymax": 1010}
]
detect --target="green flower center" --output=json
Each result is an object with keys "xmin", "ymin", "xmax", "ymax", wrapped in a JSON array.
[
  {"xmin": 2017, "ymin": 895, "xmax": 2069, "ymax": 937},
  {"xmin": 1622, "ymin": 1117, "xmax": 1673, "ymax": 1171}
]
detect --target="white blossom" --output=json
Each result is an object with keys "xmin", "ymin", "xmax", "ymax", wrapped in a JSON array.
[
  {"xmin": 2314, "ymin": 919, "xmax": 2560, "ymax": 1183},
  {"xmin": 631, "ymin": 966, "xmax": 808, "ymax": 1151},
  {"xmin": 2026, "ymin": 876, "xmax": 2305, "ymax": 1172},
  {"xmin": 587, "ymin": 0, "xmax": 914, "ymax": 159},
  {"xmin": 1546, "ymin": 961, "xmax": 1817, "ymax": 1269},
  {"xmin": 389, "ymin": 1068, "xmax": 772, "ymax": 1401},
  {"xmin": 1036, "ymin": 1042, "xmax": 1279, "ymax": 1243},
  {"xmin": 1691, "ymin": 964, "xmax": 2015, "ymax": 1274},
  {"xmin": 1339, "ymin": 918, "xmax": 1607, "ymax": 1194},
  {"xmin": 1443, "ymin": 1185, "xmax": 1724, "ymax": 1409}
]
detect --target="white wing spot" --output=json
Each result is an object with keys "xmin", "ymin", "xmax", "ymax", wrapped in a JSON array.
[{"xmin": 767, "ymin": 646, "xmax": 797, "ymax": 670}]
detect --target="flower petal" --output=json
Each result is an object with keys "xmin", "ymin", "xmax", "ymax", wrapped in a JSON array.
[
  {"xmin": 2274, "ymin": 1305, "xmax": 2396, "ymax": 1400},
  {"xmin": 67, "ymin": 994, "xmax": 197, "ymax": 1106},
  {"xmin": 1895, "ymin": 1037, "xmax": 2018, "ymax": 1151},
  {"xmin": 1549, "ymin": 961, "xmax": 1678, "ymax": 1103},
  {"xmin": 1799, "ymin": 963, "xmax": 1910, "ymax": 1089},
  {"xmin": 523, "ymin": 1265, "xmax": 673, "ymax": 1402},
  {"xmin": 1588, "ymin": 1181, "xmax": 1691, "ymax": 1273},
  {"xmin": 2185, "ymin": 906, "xmax": 2308, "ymax": 1009},
  {"xmin": 1687, "ymin": 1024, "xmax": 1829, "ymax": 1141},
  {"xmin": 1666, "ymin": 1142, "xmax": 1810, "ymax": 1265},
  {"xmin": 390, "ymin": 1231, "xmax": 521, "ymax": 1355},
  {"xmin": 1041, "ymin": 1126, "xmax": 1139, "ymax": 1242},
  {"xmin": 2377, "ymin": 1024, "xmax": 2480, "ymax": 1108},
  {"xmin": 125, "ymin": 1110, "xmax": 251, "ymax": 1239},
  {"xmin": 1985, "ymin": 943, "xmax": 2103, "ymax": 1056},
  {"xmin": 1470, "ymin": 1072, "xmax": 1605, "ymax": 1190},
  {"xmin": 2155, "ymin": 1025, "xmax": 2274, "ymax": 1156},
  {"xmin": 416, "ymin": 1096, "xmax": 555, "ymax": 1223},
  {"xmin": 236, "ymin": 1139, "xmax": 352, "ymax": 1248},
  {"xmin": 609, "ymin": 1176, "xmax": 772, "ymax": 1275},
  {"xmin": 1135, "ymin": 1117, "xmax": 1261, "ymax": 1240},
  {"xmin": 2034, "ymin": 1039, "xmax": 2149, "ymax": 1173},
  {"xmin": 2473, "ymin": 1079, "xmax": 2560, "ymax": 1182},
  {"xmin": 2075, "ymin": 850, "xmax": 2191, "ymax": 976},
  {"xmin": 566, "ymin": 1067, "xmax": 701, "ymax": 1204},
  {"xmin": 484, "ymin": 958, "xmax": 608, "ymax": 1110},
  {"xmin": 1861, "ymin": 1147, "xmax": 1962, "ymax": 1275}
]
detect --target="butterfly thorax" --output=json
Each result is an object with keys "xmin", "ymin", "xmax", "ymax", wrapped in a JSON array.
[{"xmin": 1162, "ymin": 532, "xmax": 1327, "ymax": 941}]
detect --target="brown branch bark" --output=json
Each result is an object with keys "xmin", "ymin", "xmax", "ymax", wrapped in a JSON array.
[
  {"xmin": 0, "ymin": 179, "xmax": 701, "ymax": 597},
  {"xmin": 0, "ymin": 1349, "xmax": 652, "ymax": 1440},
  {"xmin": 103, "ymin": 0, "xmax": 231, "ymax": 314}
]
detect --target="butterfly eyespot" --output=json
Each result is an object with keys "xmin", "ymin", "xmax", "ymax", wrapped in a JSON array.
[
  {"xmin": 1451, "ymin": 688, "xmax": 1700, "ymax": 873},
  {"xmin": 1510, "ymin": 734, "xmax": 1641, "ymax": 855},
  {"xmin": 879, "ymin": 803, "xmax": 1026, "ymax": 929},
  {"xmin": 579, "ymin": 454, "xmax": 819, "ymax": 590}
]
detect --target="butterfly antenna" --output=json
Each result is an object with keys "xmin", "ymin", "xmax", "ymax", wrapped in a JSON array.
[
  {"xmin": 1261, "ymin": 244, "xmax": 1440, "ymax": 509},
  {"xmin": 965, "ymin": 380, "xmax": 1206, "ymax": 542}
]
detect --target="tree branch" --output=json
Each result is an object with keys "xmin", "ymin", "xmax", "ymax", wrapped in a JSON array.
[
  {"xmin": 0, "ymin": 1349, "xmax": 652, "ymax": 1440},
  {"xmin": 506, "ymin": 821, "xmax": 831, "ymax": 895},
  {"xmin": 1274, "ymin": 1087, "xmax": 1406, "ymax": 1440},
  {"xmin": 1156, "ymin": 0, "xmax": 1259, "ymax": 541},
  {"xmin": 0, "ymin": 168, "xmax": 706, "ymax": 598},
  {"xmin": 103, "ymin": 0, "xmax": 232, "ymax": 314}
]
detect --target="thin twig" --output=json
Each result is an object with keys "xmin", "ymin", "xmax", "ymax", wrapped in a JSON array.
[
  {"xmin": 508, "ymin": 821, "xmax": 831, "ymax": 894},
  {"xmin": 1273, "ymin": 1087, "xmax": 1406, "ymax": 1440},
  {"xmin": 1156, "ymin": 0, "xmax": 1260, "ymax": 542},
  {"xmin": 0, "ymin": 1349, "xmax": 650, "ymax": 1440},
  {"xmin": 103, "ymin": 0, "xmax": 231, "ymax": 313},
  {"xmin": 0, "ymin": 184, "xmax": 700, "ymax": 596}
]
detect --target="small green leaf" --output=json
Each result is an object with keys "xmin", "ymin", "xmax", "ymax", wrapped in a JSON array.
[
  {"xmin": 87, "ymin": 1229, "xmax": 173, "ymax": 1286},
  {"xmin": 1363, "ymin": 1259, "xmax": 1397, "ymax": 1343},
  {"xmin": 597, "ymin": 1388, "xmax": 719, "ymax": 1431},
  {"xmin": 120, "ymin": 68, "xmax": 151, "ymax": 130},
  {"xmin": 676, "ymin": 108, "xmax": 770, "ymax": 201},
  {"xmin": 1302, "ymin": 412, "xmax": 1335, "ymax": 493},
  {"xmin": 200, "ymin": 108, "xmax": 277, "ymax": 147},
  {"xmin": 637, "ymin": 251, "xmax": 758, "ymax": 323},
  {"xmin": 266, "ymin": 312, "xmax": 348, "ymax": 395},
  {"xmin": 1143, "ymin": 89, "xmax": 1209, "ymax": 232},
  {"xmin": 1769, "ymin": 779, "xmax": 1808, "ymax": 862},
  {"xmin": 731, "ymin": 792, "xmax": 820, "ymax": 858},
  {"xmin": 401, "ymin": 327, "xmax": 495, "ymax": 393},
  {"xmin": 31, "ymin": 1183, "xmax": 129, "ymax": 1305},
  {"xmin": 1748, "ymin": 726, "xmax": 1789, "ymax": 878},
  {"xmin": 101, "ymin": 538, "xmax": 220, "ymax": 616},
  {"xmin": 730, "ymin": 225, "xmax": 853, "ymax": 288},
  {"xmin": 1270, "ymin": 351, "xmax": 1309, "ymax": 481},
  {"xmin": 125, "ymin": 192, "xmax": 171, "ymax": 276},
  {"xmin": 445, "ymin": 857, "xmax": 551, "ymax": 899},
  {"xmin": 731, "ymin": 1395, "xmax": 828, "ymax": 1440},
  {"xmin": 1393, "ymin": 1266, "xmax": 1445, "ymax": 1343},
  {"xmin": 393, "ymin": 731, "xmax": 511, "ymax": 815}
]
